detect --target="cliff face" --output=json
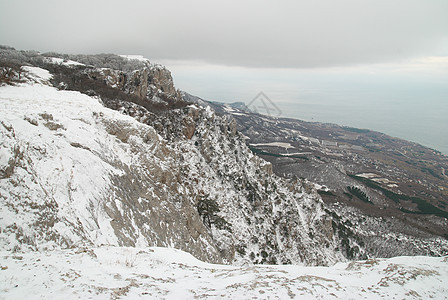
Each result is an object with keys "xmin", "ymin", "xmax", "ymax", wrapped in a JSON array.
[
  {"xmin": 84, "ymin": 60, "xmax": 182, "ymax": 104},
  {"xmin": 0, "ymin": 53, "xmax": 364, "ymax": 265},
  {"xmin": 0, "ymin": 78, "xmax": 222, "ymax": 263},
  {"xmin": 75, "ymin": 57, "xmax": 362, "ymax": 265},
  {"xmin": 148, "ymin": 104, "xmax": 346, "ymax": 265}
]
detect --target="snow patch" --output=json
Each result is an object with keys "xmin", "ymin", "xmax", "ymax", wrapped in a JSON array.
[
  {"xmin": 250, "ymin": 142, "xmax": 295, "ymax": 150},
  {"xmin": 119, "ymin": 55, "xmax": 150, "ymax": 62},
  {"xmin": 46, "ymin": 57, "xmax": 85, "ymax": 67},
  {"xmin": 22, "ymin": 66, "xmax": 52, "ymax": 83}
]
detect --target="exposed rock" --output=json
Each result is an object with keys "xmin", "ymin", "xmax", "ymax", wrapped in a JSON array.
[
  {"xmin": 182, "ymin": 116, "xmax": 195, "ymax": 139},
  {"xmin": 0, "ymin": 82, "xmax": 222, "ymax": 263},
  {"xmin": 148, "ymin": 66, "xmax": 179, "ymax": 97},
  {"xmin": 84, "ymin": 63, "xmax": 182, "ymax": 105}
]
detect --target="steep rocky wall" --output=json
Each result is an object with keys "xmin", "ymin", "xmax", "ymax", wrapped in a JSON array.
[
  {"xmin": 85, "ymin": 64, "xmax": 182, "ymax": 104},
  {"xmin": 0, "ymin": 81, "xmax": 222, "ymax": 263},
  {"xmin": 175, "ymin": 108, "xmax": 358, "ymax": 265},
  {"xmin": 105, "ymin": 97, "xmax": 365, "ymax": 265}
]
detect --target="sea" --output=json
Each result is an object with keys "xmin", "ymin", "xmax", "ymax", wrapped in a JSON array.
[
  {"xmin": 169, "ymin": 63, "xmax": 448, "ymax": 155},
  {"xmin": 279, "ymin": 98, "xmax": 448, "ymax": 155}
]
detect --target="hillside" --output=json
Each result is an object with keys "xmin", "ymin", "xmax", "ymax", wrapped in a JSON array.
[
  {"xmin": 201, "ymin": 96, "xmax": 448, "ymax": 258},
  {"xmin": 0, "ymin": 49, "xmax": 360, "ymax": 266},
  {"xmin": 1, "ymin": 49, "xmax": 447, "ymax": 298}
]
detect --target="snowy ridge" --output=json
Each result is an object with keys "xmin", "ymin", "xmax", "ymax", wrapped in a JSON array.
[
  {"xmin": 174, "ymin": 110, "xmax": 347, "ymax": 265},
  {"xmin": 46, "ymin": 57, "xmax": 86, "ymax": 67},
  {"xmin": 1, "ymin": 246, "xmax": 447, "ymax": 299}
]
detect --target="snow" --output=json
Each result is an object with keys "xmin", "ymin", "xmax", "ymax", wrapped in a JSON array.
[
  {"xmin": 119, "ymin": 55, "xmax": 150, "ymax": 62},
  {"xmin": 357, "ymin": 172, "xmax": 379, "ymax": 179},
  {"xmin": 0, "ymin": 147, "xmax": 10, "ymax": 169},
  {"xmin": 2, "ymin": 65, "xmax": 447, "ymax": 298},
  {"xmin": 223, "ymin": 105, "xmax": 235, "ymax": 112},
  {"xmin": 314, "ymin": 183, "xmax": 329, "ymax": 191},
  {"xmin": 0, "ymin": 246, "xmax": 447, "ymax": 299},
  {"xmin": 280, "ymin": 152, "xmax": 312, "ymax": 156},
  {"xmin": 250, "ymin": 142, "xmax": 295, "ymax": 150},
  {"xmin": 0, "ymin": 83, "xmax": 124, "ymax": 248},
  {"xmin": 1, "ymin": 69, "xmax": 355, "ymax": 266},
  {"xmin": 46, "ymin": 57, "xmax": 86, "ymax": 67},
  {"xmin": 187, "ymin": 104, "xmax": 199, "ymax": 110},
  {"xmin": 21, "ymin": 66, "xmax": 52, "ymax": 83},
  {"xmin": 0, "ymin": 75, "xmax": 174, "ymax": 252},
  {"xmin": 180, "ymin": 107, "xmax": 347, "ymax": 266},
  {"xmin": 222, "ymin": 105, "xmax": 248, "ymax": 116}
]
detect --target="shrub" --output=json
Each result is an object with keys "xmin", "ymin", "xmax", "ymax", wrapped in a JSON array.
[
  {"xmin": 0, "ymin": 61, "xmax": 23, "ymax": 85},
  {"xmin": 347, "ymin": 186, "xmax": 371, "ymax": 204},
  {"xmin": 196, "ymin": 194, "xmax": 232, "ymax": 232}
]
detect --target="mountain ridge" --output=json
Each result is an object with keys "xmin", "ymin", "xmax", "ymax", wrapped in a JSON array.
[
  {"xmin": 1, "ymin": 48, "xmax": 447, "ymax": 267},
  {"xmin": 0, "ymin": 49, "xmax": 364, "ymax": 266},
  {"xmin": 1, "ymin": 47, "xmax": 448, "ymax": 298}
]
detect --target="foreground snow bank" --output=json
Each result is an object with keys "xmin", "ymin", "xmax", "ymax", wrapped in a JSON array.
[{"xmin": 0, "ymin": 246, "xmax": 447, "ymax": 299}]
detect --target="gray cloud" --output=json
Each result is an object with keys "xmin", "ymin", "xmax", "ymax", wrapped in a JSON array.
[{"xmin": 1, "ymin": 0, "xmax": 447, "ymax": 68}]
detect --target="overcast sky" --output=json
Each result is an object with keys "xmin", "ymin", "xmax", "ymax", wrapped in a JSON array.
[
  {"xmin": 1, "ymin": 0, "xmax": 447, "ymax": 152},
  {"xmin": 1, "ymin": 0, "xmax": 447, "ymax": 68}
]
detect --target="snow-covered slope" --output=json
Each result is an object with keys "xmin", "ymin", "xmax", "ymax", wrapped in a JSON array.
[
  {"xmin": 1, "ymin": 53, "xmax": 447, "ymax": 298},
  {"xmin": 1, "ymin": 65, "xmax": 361, "ymax": 266},
  {"xmin": 1, "ymin": 246, "xmax": 447, "ymax": 299},
  {"xmin": 0, "ymin": 69, "xmax": 222, "ymax": 262}
]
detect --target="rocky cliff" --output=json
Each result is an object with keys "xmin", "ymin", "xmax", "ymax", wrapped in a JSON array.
[
  {"xmin": 0, "ymin": 51, "xmax": 365, "ymax": 265},
  {"xmin": 85, "ymin": 61, "xmax": 182, "ymax": 103}
]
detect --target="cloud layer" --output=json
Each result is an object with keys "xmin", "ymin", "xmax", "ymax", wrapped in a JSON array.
[{"xmin": 1, "ymin": 0, "xmax": 447, "ymax": 68}]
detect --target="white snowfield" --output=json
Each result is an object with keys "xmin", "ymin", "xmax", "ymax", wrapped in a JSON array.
[
  {"xmin": 46, "ymin": 57, "xmax": 86, "ymax": 67},
  {"xmin": 0, "ymin": 246, "xmax": 447, "ymax": 299}
]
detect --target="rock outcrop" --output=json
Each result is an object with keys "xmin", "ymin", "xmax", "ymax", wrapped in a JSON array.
[{"xmin": 84, "ymin": 60, "xmax": 182, "ymax": 105}]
